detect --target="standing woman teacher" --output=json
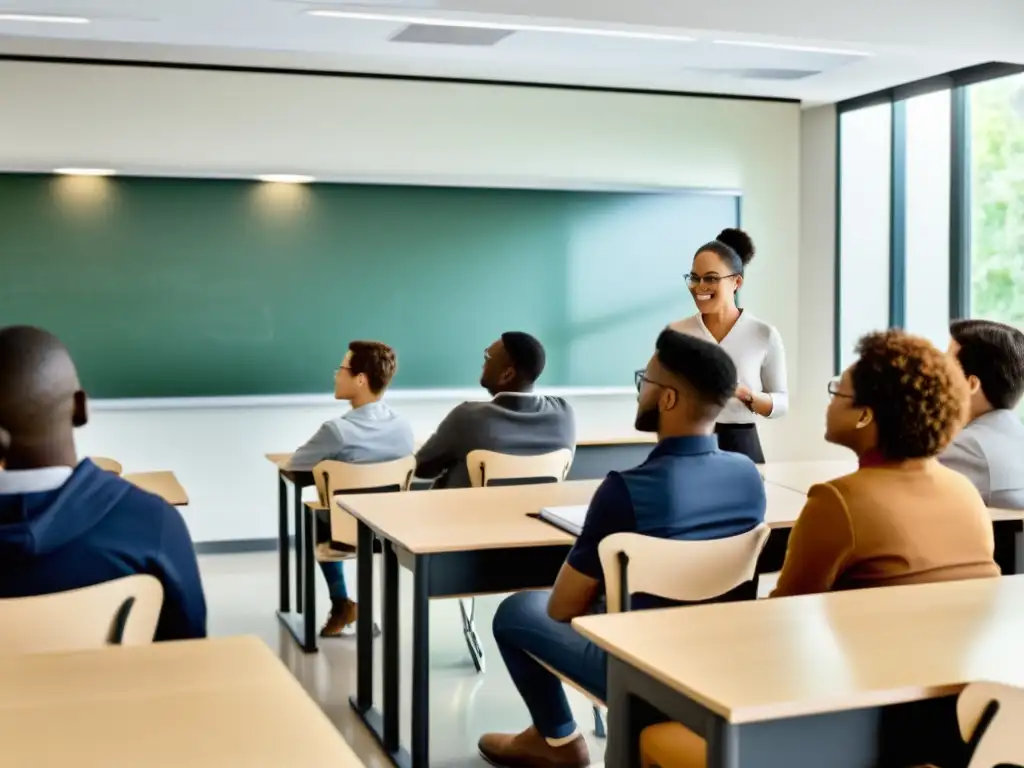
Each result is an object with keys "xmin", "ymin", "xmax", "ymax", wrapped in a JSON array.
[{"xmin": 670, "ymin": 228, "xmax": 788, "ymax": 463}]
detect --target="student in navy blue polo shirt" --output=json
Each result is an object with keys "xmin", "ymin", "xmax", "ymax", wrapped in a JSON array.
[{"xmin": 478, "ymin": 329, "xmax": 766, "ymax": 768}]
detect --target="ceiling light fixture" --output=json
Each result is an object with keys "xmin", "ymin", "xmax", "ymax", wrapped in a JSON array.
[
  {"xmin": 54, "ymin": 168, "xmax": 116, "ymax": 176},
  {"xmin": 306, "ymin": 9, "xmax": 694, "ymax": 42},
  {"xmin": 712, "ymin": 39, "xmax": 872, "ymax": 57},
  {"xmin": 256, "ymin": 174, "xmax": 316, "ymax": 184},
  {"xmin": 0, "ymin": 13, "xmax": 90, "ymax": 24}
]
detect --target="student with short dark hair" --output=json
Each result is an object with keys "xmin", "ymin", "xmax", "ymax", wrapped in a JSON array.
[
  {"xmin": 772, "ymin": 329, "xmax": 999, "ymax": 597},
  {"xmin": 415, "ymin": 331, "xmax": 575, "ymax": 489},
  {"xmin": 477, "ymin": 330, "xmax": 766, "ymax": 768},
  {"xmin": 0, "ymin": 325, "xmax": 207, "ymax": 641},
  {"xmin": 288, "ymin": 340, "xmax": 414, "ymax": 637},
  {"xmin": 941, "ymin": 319, "xmax": 1024, "ymax": 507}
]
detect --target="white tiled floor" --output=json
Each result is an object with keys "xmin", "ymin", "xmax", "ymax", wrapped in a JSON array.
[{"xmin": 200, "ymin": 552, "xmax": 608, "ymax": 768}]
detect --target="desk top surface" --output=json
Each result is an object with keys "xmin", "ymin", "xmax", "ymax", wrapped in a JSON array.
[
  {"xmin": 123, "ymin": 471, "xmax": 189, "ymax": 507},
  {"xmin": 0, "ymin": 636, "xmax": 363, "ymax": 767},
  {"xmin": 574, "ymin": 575, "xmax": 1024, "ymax": 725},
  {"xmin": 336, "ymin": 480, "xmax": 598, "ymax": 553},
  {"xmin": 335, "ymin": 479, "xmax": 811, "ymax": 553}
]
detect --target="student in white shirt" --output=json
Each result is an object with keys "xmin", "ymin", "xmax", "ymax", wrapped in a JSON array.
[
  {"xmin": 288, "ymin": 340, "xmax": 415, "ymax": 637},
  {"xmin": 669, "ymin": 228, "xmax": 788, "ymax": 463}
]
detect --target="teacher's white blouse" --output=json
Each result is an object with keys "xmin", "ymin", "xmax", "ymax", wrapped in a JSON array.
[{"xmin": 669, "ymin": 312, "xmax": 789, "ymax": 424}]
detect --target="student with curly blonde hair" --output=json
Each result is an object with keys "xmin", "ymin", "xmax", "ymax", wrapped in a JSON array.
[{"xmin": 773, "ymin": 329, "xmax": 1000, "ymax": 596}]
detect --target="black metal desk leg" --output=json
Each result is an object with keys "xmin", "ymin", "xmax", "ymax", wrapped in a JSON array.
[
  {"xmin": 382, "ymin": 540, "xmax": 401, "ymax": 753},
  {"xmin": 354, "ymin": 520, "xmax": 375, "ymax": 711},
  {"xmin": 995, "ymin": 521, "xmax": 1022, "ymax": 574},
  {"xmin": 278, "ymin": 475, "xmax": 290, "ymax": 613},
  {"xmin": 293, "ymin": 482, "xmax": 303, "ymax": 607},
  {"xmin": 301, "ymin": 505, "xmax": 317, "ymax": 652},
  {"xmin": 606, "ymin": 658, "xmax": 663, "ymax": 768},
  {"xmin": 706, "ymin": 717, "xmax": 740, "ymax": 768},
  {"xmin": 411, "ymin": 555, "xmax": 431, "ymax": 768}
]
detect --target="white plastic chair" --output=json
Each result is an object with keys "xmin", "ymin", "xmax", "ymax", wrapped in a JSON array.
[
  {"xmin": 956, "ymin": 681, "xmax": 1024, "ymax": 767},
  {"xmin": 563, "ymin": 524, "xmax": 770, "ymax": 740},
  {"xmin": 286, "ymin": 456, "xmax": 417, "ymax": 653},
  {"xmin": 0, "ymin": 575, "xmax": 163, "ymax": 654},
  {"xmin": 463, "ymin": 448, "xmax": 573, "ymax": 672},
  {"xmin": 598, "ymin": 524, "xmax": 771, "ymax": 613}
]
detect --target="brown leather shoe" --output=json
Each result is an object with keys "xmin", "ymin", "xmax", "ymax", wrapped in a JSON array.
[
  {"xmin": 479, "ymin": 726, "xmax": 590, "ymax": 768},
  {"xmin": 320, "ymin": 598, "xmax": 357, "ymax": 638}
]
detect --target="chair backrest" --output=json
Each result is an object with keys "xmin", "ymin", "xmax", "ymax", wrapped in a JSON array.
[
  {"xmin": 957, "ymin": 681, "xmax": 1024, "ymax": 768},
  {"xmin": 0, "ymin": 575, "xmax": 164, "ymax": 654},
  {"xmin": 466, "ymin": 449, "xmax": 573, "ymax": 488},
  {"xmin": 598, "ymin": 524, "xmax": 771, "ymax": 613},
  {"xmin": 314, "ymin": 456, "xmax": 417, "ymax": 547},
  {"xmin": 89, "ymin": 456, "xmax": 123, "ymax": 475}
]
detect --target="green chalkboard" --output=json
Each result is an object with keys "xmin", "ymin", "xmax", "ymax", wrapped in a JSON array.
[{"xmin": 0, "ymin": 174, "xmax": 738, "ymax": 397}]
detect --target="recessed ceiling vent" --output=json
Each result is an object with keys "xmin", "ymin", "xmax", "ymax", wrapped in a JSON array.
[{"xmin": 389, "ymin": 23, "xmax": 514, "ymax": 46}]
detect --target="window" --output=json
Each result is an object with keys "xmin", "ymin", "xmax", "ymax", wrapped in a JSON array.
[
  {"xmin": 838, "ymin": 104, "xmax": 892, "ymax": 370},
  {"xmin": 969, "ymin": 72, "xmax": 1024, "ymax": 325},
  {"xmin": 903, "ymin": 91, "xmax": 952, "ymax": 347}
]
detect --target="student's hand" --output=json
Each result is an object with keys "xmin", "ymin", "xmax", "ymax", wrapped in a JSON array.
[{"xmin": 734, "ymin": 385, "xmax": 755, "ymax": 410}]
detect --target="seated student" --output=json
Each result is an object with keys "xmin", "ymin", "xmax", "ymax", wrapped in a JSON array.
[
  {"xmin": 415, "ymin": 332, "xmax": 575, "ymax": 489},
  {"xmin": 0, "ymin": 325, "xmax": 206, "ymax": 641},
  {"xmin": 940, "ymin": 319, "xmax": 1024, "ymax": 508},
  {"xmin": 477, "ymin": 330, "xmax": 766, "ymax": 768},
  {"xmin": 288, "ymin": 340, "xmax": 414, "ymax": 637},
  {"xmin": 639, "ymin": 330, "xmax": 1002, "ymax": 768},
  {"xmin": 772, "ymin": 329, "xmax": 999, "ymax": 597}
]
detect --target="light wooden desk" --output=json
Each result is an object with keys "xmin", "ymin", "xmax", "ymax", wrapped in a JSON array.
[
  {"xmin": 123, "ymin": 471, "xmax": 189, "ymax": 507},
  {"xmin": 0, "ymin": 635, "xmax": 363, "ymax": 767},
  {"xmin": 576, "ymin": 575, "xmax": 1024, "ymax": 768},
  {"xmin": 338, "ymin": 481, "xmax": 594, "ymax": 768},
  {"xmin": 758, "ymin": 461, "xmax": 1024, "ymax": 574},
  {"xmin": 758, "ymin": 459, "xmax": 857, "ymax": 493}
]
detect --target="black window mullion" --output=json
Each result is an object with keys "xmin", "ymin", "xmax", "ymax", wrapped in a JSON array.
[
  {"xmin": 889, "ymin": 100, "xmax": 907, "ymax": 328},
  {"xmin": 949, "ymin": 85, "xmax": 972, "ymax": 320}
]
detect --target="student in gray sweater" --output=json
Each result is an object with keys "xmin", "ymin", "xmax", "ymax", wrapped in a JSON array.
[
  {"xmin": 416, "ymin": 332, "xmax": 576, "ymax": 489},
  {"xmin": 941, "ymin": 319, "xmax": 1024, "ymax": 508},
  {"xmin": 288, "ymin": 341, "xmax": 414, "ymax": 636}
]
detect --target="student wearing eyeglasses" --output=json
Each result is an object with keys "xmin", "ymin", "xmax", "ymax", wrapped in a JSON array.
[{"xmin": 669, "ymin": 228, "xmax": 788, "ymax": 463}]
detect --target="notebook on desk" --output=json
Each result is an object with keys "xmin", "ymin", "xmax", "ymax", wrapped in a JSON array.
[{"xmin": 538, "ymin": 505, "xmax": 589, "ymax": 537}]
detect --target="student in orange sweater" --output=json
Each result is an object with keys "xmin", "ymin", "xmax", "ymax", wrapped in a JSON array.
[
  {"xmin": 639, "ymin": 330, "xmax": 999, "ymax": 768},
  {"xmin": 772, "ymin": 329, "xmax": 999, "ymax": 596}
]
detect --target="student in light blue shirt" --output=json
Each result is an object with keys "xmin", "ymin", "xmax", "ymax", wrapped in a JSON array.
[{"xmin": 288, "ymin": 341, "xmax": 414, "ymax": 637}]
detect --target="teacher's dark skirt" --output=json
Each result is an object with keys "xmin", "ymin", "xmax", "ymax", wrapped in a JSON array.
[{"xmin": 714, "ymin": 422, "xmax": 765, "ymax": 464}]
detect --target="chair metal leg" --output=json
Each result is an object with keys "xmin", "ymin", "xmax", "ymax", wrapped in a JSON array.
[
  {"xmin": 593, "ymin": 705, "xmax": 607, "ymax": 739},
  {"xmin": 459, "ymin": 597, "xmax": 485, "ymax": 673},
  {"xmin": 301, "ymin": 504, "xmax": 318, "ymax": 653}
]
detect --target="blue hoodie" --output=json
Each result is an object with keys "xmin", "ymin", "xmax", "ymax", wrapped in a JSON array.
[{"xmin": 0, "ymin": 460, "xmax": 207, "ymax": 641}]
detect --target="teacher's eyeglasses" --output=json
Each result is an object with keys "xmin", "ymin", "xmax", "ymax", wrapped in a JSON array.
[{"xmin": 686, "ymin": 272, "xmax": 739, "ymax": 288}]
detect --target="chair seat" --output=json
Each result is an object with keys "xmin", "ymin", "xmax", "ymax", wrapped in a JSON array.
[
  {"xmin": 640, "ymin": 723, "xmax": 705, "ymax": 768},
  {"xmin": 315, "ymin": 542, "xmax": 354, "ymax": 563},
  {"xmin": 526, "ymin": 652, "xmax": 606, "ymax": 708}
]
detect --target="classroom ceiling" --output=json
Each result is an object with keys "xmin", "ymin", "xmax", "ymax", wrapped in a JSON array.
[{"xmin": 0, "ymin": 0, "xmax": 1021, "ymax": 104}]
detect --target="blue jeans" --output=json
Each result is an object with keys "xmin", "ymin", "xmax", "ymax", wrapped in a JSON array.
[
  {"xmin": 319, "ymin": 561, "xmax": 348, "ymax": 601},
  {"xmin": 492, "ymin": 590, "xmax": 607, "ymax": 739}
]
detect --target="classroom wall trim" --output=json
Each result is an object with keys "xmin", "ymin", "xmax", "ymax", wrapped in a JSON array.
[
  {"xmin": 88, "ymin": 387, "xmax": 637, "ymax": 412},
  {"xmin": 0, "ymin": 53, "xmax": 800, "ymax": 105}
]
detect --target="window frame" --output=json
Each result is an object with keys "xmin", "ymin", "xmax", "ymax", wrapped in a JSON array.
[{"xmin": 833, "ymin": 62, "xmax": 1024, "ymax": 374}]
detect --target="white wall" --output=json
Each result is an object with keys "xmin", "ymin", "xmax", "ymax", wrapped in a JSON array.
[
  {"xmin": 0, "ymin": 60, "xmax": 805, "ymax": 542},
  {"xmin": 796, "ymin": 104, "xmax": 848, "ymax": 461}
]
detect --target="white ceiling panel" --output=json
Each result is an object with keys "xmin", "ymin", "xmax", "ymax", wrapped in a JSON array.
[{"xmin": 0, "ymin": 0, "xmax": 1018, "ymax": 103}]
